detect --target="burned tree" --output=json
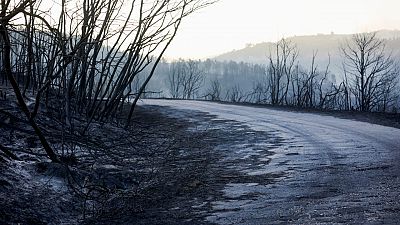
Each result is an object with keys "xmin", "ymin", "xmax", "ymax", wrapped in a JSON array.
[
  {"xmin": 341, "ymin": 32, "xmax": 399, "ymax": 112},
  {"xmin": 182, "ymin": 59, "xmax": 204, "ymax": 99},
  {"xmin": 167, "ymin": 59, "xmax": 204, "ymax": 99},
  {"xmin": 168, "ymin": 59, "xmax": 186, "ymax": 98},
  {"xmin": 0, "ymin": 0, "xmax": 60, "ymax": 162},
  {"xmin": 267, "ymin": 38, "xmax": 298, "ymax": 105},
  {"xmin": 0, "ymin": 0, "xmax": 215, "ymax": 161},
  {"xmin": 205, "ymin": 78, "xmax": 222, "ymax": 101}
]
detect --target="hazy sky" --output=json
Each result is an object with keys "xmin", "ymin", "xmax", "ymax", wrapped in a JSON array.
[{"xmin": 164, "ymin": 0, "xmax": 400, "ymax": 59}]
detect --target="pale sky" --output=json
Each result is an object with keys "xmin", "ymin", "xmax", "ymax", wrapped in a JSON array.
[{"xmin": 164, "ymin": 0, "xmax": 400, "ymax": 59}]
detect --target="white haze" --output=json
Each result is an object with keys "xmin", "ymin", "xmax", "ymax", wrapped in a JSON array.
[{"xmin": 165, "ymin": 0, "xmax": 400, "ymax": 59}]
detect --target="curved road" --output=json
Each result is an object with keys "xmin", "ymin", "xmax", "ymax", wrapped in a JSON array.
[{"xmin": 142, "ymin": 99, "xmax": 400, "ymax": 224}]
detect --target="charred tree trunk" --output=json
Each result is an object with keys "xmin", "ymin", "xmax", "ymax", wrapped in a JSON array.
[{"xmin": 0, "ymin": 23, "xmax": 59, "ymax": 163}]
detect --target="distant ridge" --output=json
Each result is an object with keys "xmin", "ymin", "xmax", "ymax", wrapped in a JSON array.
[{"xmin": 214, "ymin": 30, "xmax": 400, "ymax": 69}]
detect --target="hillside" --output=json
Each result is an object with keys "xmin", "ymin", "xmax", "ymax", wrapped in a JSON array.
[{"xmin": 214, "ymin": 30, "xmax": 400, "ymax": 74}]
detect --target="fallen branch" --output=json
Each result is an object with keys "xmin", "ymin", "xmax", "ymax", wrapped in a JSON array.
[{"xmin": 0, "ymin": 143, "xmax": 19, "ymax": 160}]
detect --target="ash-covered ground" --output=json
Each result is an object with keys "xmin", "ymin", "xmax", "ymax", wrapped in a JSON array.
[{"xmin": 1, "ymin": 97, "xmax": 400, "ymax": 224}]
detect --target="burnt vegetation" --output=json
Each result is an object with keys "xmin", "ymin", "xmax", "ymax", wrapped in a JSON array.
[
  {"xmin": 0, "ymin": 0, "xmax": 400, "ymax": 224},
  {"xmin": 160, "ymin": 33, "xmax": 399, "ymax": 113},
  {"xmin": 0, "ymin": 0, "xmax": 216, "ymax": 223}
]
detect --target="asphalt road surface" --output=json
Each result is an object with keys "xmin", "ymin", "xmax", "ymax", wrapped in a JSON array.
[{"xmin": 142, "ymin": 99, "xmax": 400, "ymax": 224}]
